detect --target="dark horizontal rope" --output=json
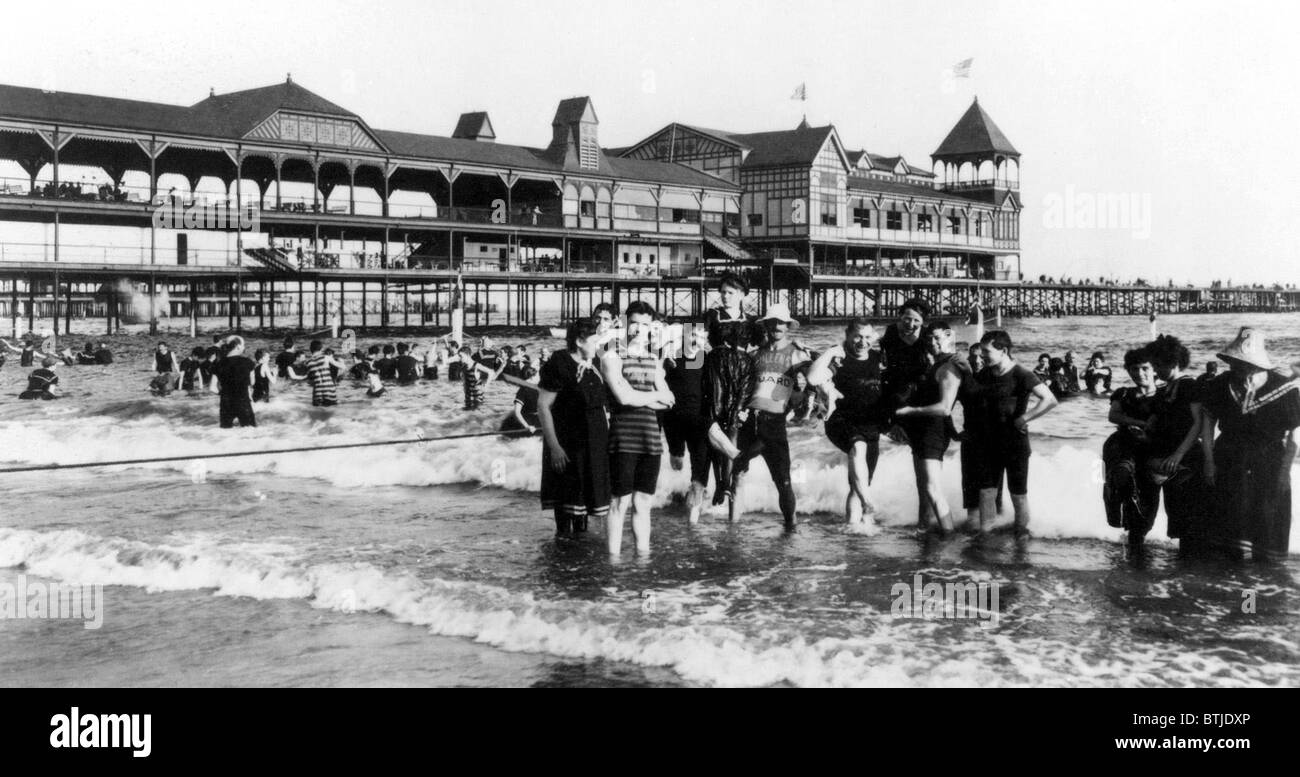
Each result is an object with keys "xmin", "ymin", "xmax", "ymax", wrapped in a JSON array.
[{"xmin": 0, "ymin": 428, "xmax": 534, "ymax": 475}]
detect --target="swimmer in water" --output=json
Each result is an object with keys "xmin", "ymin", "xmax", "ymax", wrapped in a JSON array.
[
  {"xmin": 499, "ymin": 366, "xmax": 541, "ymax": 435},
  {"xmin": 252, "ymin": 349, "xmax": 274, "ymax": 403},
  {"xmin": 1033, "ymin": 353, "xmax": 1052, "ymax": 384},
  {"xmin": 154, "ymin": 342, "xmax": 180, "ymax": 375},
  {"xmin": 18, "ymin": 356, "xmax": 61, "ymax": 400},
  {"xmin": 179, "ymin": 347, "xmax": 206, "ymax": 392},
  {"xmin": 1084, "ymin": 351, "xmax": 1114, "ymax": 395},
  {"xmin": 288, "ymin": 340, "xmax": 345, "ymax": 406}
]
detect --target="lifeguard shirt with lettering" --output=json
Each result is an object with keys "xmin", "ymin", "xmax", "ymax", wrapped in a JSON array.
[{"xmin": 748, "ymin": 342, "xmax": 809, "ymax": 414}]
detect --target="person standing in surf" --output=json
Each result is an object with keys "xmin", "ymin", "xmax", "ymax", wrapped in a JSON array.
[
  {"xmin": 213, "ymin": 336, "xmax": 257, "ymax": 428},
  {"xmin": 1101, "ymin": 348, "xmax": 1162, "ymax": 546},
  {"xmin": 878, "ymin": 298, "xmax": 930, "ymax": 435},
  {"xmin": 601, "ymin": 302, "xmax": 675, "ymax": 556},
  {"xmin": 1143, "ymin": 335, "xmax": 1211, "ymax": 553},
  {"xmin": 464, "ymin": 337, "xmax": 505, "ymax": 410},
  {"xmin": 807, "ymin": 318, "xmax": 886, "ymax": 525},
  {"xmin": 894, "ymin": 320, "xmax": 963, "ymax": 535},
  {"xmin": 702, "ymin": 273, "xmax": 758, "ymax": 509},
  {"xmin": 1199, "ymin": 327, "xmax": 1300, "ymax": 562},
  {"xmin": 971, "ymin": 330, "xmax": 1059, "ymax": 535},
  {"xmin": 275, "ymin": 336, "xmax": 299, "ymax": 379},
  {"xmin": 290, "ymin": 340, "xmax": 344, "ymax": 407},
  {"xmin": 537, "ymin": 318, "xmax": 611, "ymax": 537},
  {"xmin": 729, "ymin": 303, "xmax": 809, "ymax": 530},
  {"xmin": 663, "ymin": 322, "xmax": 712, "ymax": 523},
  {"xmin": 251, "ymin": 349, "xmax": 274, "ymax": 403}
]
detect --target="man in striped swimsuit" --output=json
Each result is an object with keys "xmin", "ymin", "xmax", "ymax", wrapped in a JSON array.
[
  {"xmin": 303, "ymin": 339, "xmax": 343, "ymax": 407},
  {"xmin": 601, "ymin": 301, "xmax": 676, "ymax": 556}
]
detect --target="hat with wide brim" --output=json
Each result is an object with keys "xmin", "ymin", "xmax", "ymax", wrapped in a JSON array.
[
  {"xmin": 757, "ymin": 302, "xmax": 800, "ymax": 330},
  {"xmin": 1217, "ymin": 326, "xmax": 1273, "ymax": 370}
]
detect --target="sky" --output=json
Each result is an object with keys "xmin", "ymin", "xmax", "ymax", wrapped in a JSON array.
[{"xmin": 1, "ymin": 0, "xmax": 1297, "ymax": 284}]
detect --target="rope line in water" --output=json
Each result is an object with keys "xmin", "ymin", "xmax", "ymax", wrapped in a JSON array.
[{"xmin": 0, "ymin": 428, "xmax": 534, "ymax": 475}]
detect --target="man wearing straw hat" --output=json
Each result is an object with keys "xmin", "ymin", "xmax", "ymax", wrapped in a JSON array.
[
  {"xmin": 728, "ymin": 302, "xmax": 810, "ymax": 530},
  {"xmin": 1199, "ymin": 326, "xmax": 1300, "ymax": 562}
]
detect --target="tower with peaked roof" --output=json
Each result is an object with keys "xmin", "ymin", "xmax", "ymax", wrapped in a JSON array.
[
  {"xmin": 931, "ymin": 97, "xmax": 1019, "ymax": 194},
  {"xmin": 547, "ymin": 97, "xmax": 604, "ymax": 172}
]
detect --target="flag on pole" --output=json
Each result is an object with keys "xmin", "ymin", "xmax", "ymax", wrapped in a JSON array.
[
  {"xmin": 790, "ymin": 82, "xmax": 807, "ymax": 101},
  {"xmin": 952, "ymin": 58, "xmax": 973, "ymax": 78}
]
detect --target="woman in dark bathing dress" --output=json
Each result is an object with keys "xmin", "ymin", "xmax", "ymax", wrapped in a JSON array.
[
  {"xmin": 702, "ymin": 273, "xmax": 759, "ymax": 506},
  {"xmin": 1200, "ymin": 327, "xmax": 1300, "ymax": 562},
  {"xmin": 1144, "ymin": 335, "xmax": 1210, "ymax": 550},
  {"xmin": 537, "ymin": 318, "xmax": 610, "ymax": 537}
]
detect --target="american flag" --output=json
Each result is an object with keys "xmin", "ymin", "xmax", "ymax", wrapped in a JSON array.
[
  {"xmin": 790, "ymin": 83, "xmax": 806, "ymax": 101},
  {"xmin": 952, "ymin": 58, "xmax": 973, "ymax": 78}
]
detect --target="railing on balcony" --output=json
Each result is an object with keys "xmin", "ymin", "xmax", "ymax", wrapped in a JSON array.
[
  {"xmin": 939, "ymin": 179, "xmax": 1018, "ymax": 191},
  {"xmin": 0, "ymin": 240, "xmax": 241, "ymax": 266}
]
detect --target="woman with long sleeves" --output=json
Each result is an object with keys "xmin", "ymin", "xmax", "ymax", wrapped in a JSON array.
[
  {"xmin": 1200, "ymin": 327, "xmax": 1300, "ymax": 562},
  {"xmin": 701, "ymin": 273, "xmax": 758, "ymax": 507}
]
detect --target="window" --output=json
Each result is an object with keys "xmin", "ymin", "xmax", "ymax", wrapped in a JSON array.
[
  {"xmin": 579, "ymin": 200, "xmax": 595, "ymax": 217},
  {"xmin": 917, "ymin": 214, "xmax": 933, "ymax": 232},
  {"xmin": 670, "ymin": 208, "xmax": 700, "ymax": 224},
  {"xmin": 748, "ymin": 213, "xmax": 763, "ymax": 227},
  {"xmin": 949, "ymin": 216, "xmax": 962, "ymax": 235},
  {"xmin": 887, "ymin": 211, "xmax": 902, "ymax": 230},
  {"xmin": 852, "ymin": 207, "xmax": 871, "ymax": 227},
  {"xmin": 480, "ymin": 245, "xmax": 489, "ymax": 253},
  {"xmin": 635, "ymin": 253, "xmax": 642, "ymax": 264},
  {"xmin": 820, "ymin": 200, "xmax": 837, "ymax": 226},
  {"xmin": 614, "ymin": 203, "xmax": 658, "ymax": 220},
  {"xmin": 623, "ymin": 252, "xmax": 630, "ymax": 262},
  {"xmin": 974, "ymin": 216, "xmax": 983, "ymax": 237}
]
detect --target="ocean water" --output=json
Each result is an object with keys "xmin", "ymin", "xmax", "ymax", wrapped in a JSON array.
[{"xmin": 0, "ymin": 312, "xmax": 1296, "ymax": 687}]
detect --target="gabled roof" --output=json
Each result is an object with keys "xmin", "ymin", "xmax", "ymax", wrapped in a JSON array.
[
  {"xmin": 371, "ymin": 130, "xmax": 733, "ymax": 189},
  {"xmin": 728, "ymin": 124, "xmax": 843, "ymax": 169},
  {"xmin": 0, "ymin": 79, "xmax": 383, "ymax": 147},
  {"xmin": 553, "ymin": 97, "xmax": 597, "ymax": 126},
  {"xmin": 0, "ymin": 80, "xmax": 738, "ymax": 191},
  {"xmin": 605, "ymin": 156, "xmax": 735, "ymax": 189},
  {"xmin": 680, "ymin": 125, "xmax": 751, "ymax": 149},
  {"xmin": 932, "ymin": 97, "xmax": 1019, "ymax": 158},
  {"xmin": 452, "ymin": 112, "xmax": 496, "ymax": 141},
  {"xmin": 190, "ymin": 79, "xmax": 361, "ymax": 138},
  {"xmin": 634, "ymin": 122, "xmax": 843, "ymax": 169}
]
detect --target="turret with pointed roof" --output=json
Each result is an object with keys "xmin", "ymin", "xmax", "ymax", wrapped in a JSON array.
[
  {"xmin": 932, "ymin": 97, "xmax": 1019, "ymax": 160},
  {"xmin": 932, "ymin": 97, "xmax": 1020, "ymax": 196}
]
